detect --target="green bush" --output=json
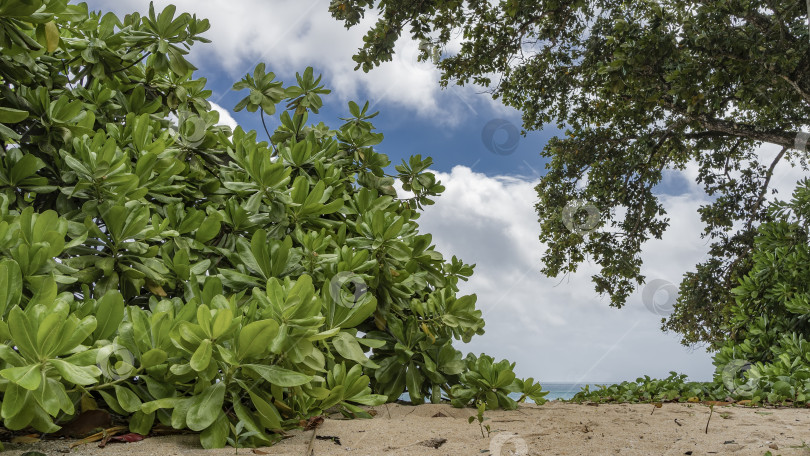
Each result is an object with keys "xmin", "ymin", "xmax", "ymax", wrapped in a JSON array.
[
  {"xmin": 573, "ymin": 180, "xmax": 810, "ymax": 406},
  {"xmin": 570, "ymin": 372, "xmax": 725, "ymax": 404},
  {"xmin": 712, "ymin": 178, "xmax": 810, "ymax": 405},
  {"xmin": 0, "ymin": 0, "xmax": 544, "ymax": 448}
]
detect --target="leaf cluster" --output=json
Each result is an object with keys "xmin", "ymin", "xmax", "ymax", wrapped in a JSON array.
[
  {"xmin": 0, "ymin": 0, "xmax": 546, "ymax": 448},
  {"xmin": 330, "ymin": 0, "xmax": 810, "ymax": 348},
  {"xmin": 573, "ymin": 182, "xmax": 810, "ymax": 406}
]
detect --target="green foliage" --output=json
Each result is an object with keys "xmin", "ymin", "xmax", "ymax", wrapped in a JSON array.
[
  {"xmin": 712, "ymin": 179, "xmax": 810, "ymax": 404},
  {"xmin": 330, "ymin": 0, "xmax": 810, "ymax": 348},
  {"xmin": 0, "ymin": 0, "xmax": 546, "ymax": 448},
  {"xmin": 570, "ymin": 373, "xmax": 724, "ymax": 404},
  {"xmin": 574, "ymin": 183, "xmax": 810, "ymax": 405},
  {"xmin": 449, "ymin": 353, "xmax": 548, "ymax": 409},
  {"xmin": 467, "ymin": 400, "xmax": 490, "ymax": 438}
]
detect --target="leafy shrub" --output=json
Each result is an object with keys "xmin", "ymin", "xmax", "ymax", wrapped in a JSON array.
[
  {"xmin": 711, "ymin": 178, "xmax": 810, "ymax": 405},
  {"xmin": 573, "ymin": 180, "xmax": 810, "ymax": 406},
  {"xmin": 0, "ymin": 0, "xmax": 545, "ymax": 448},
  {"xmin": 450, "ymin": 353, "xmax": 548, "ymax": 409},
  {"xmin": 570, "ymin": 372, "xmax": 725, "ymax": 404}
]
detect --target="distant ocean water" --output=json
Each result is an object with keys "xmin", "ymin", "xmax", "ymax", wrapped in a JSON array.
[
  {"xmin": 534, "ymin": 382, "xmax": 592, "ymax": 401},
  {"xmin": 398, "ymin": 382, "xmax": 610, "ymax": 403},
  {"xmin": 506, "ymin": 382, "xmax": 602, "ymax": 402}
]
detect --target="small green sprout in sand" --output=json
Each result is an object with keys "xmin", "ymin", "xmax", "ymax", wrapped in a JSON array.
[{"xmin": 468, "ymin": 401, "xmax": 491, "ymax": 438}]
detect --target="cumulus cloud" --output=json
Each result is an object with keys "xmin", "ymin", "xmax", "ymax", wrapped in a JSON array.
[
  {"xmin": 416, "ymin": 166, "xmax": 717, "ymax": 382},
  {"xmin": 210, "ymin": 102, "xmax": 238, "ymax": 130},
  {"xmin": 83, "ymin": 0, "xmax": 808, "ymax": 385},
  {"xmin": 415, "ymin": 141, "xmax": 809, "ymax": 382},
  {"xmin": 86, "ymin": 0, "xmax": 496, "ymax": 125}
]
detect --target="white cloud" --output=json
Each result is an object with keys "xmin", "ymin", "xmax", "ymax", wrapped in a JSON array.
[
  {"xmin": 86, "ymin": 0, "xmax": 497, "ymax": 125},
  {"xmin": 210, "ymin": 102, "xmax": 238, "ymax": 130},
  {"xmin": 416, "ymin": 166, "xmax": 717, "ymax": 382},
  {"xmin": 83, "ymin": 0, "xmax": 807, "ymax": 386}
]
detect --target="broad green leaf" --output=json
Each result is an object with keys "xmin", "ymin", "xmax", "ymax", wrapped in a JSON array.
[
  {"xmin": 0, "ymin": 107, "xmax": 28, "ymax": 124},
  {"xmin": 8, "ymin": 307, "xmax": 38, "ymax": 360},
  {"xmin": 190, "ymin": 338, "xmax": 212, "ymax": 371},
  {"xmin": 237, "ymin": 319, "xmax": 278, "ymax": 360},
  {"xmin": 1, "ymin": 364, "xmax": 42, "ymax": 390},
  {"xmin": 406, "ymin": 361, "xmax": 424, "ymax": 402},
  {"xmin": 1, "ymin": 383, "xmax": 29, "ymax": 419},
  {"xmin": 196, "ymin": 305, "xmax": 213, "ymax": 338},
  {"xmin": 332, "ymin": 331, "xmax": 377, "ymax": 368},
  {"xmin": 210, "ymin": 308, "xmax": 232, "ymax": 339},
  {"xmin": 248, "ymin": 390, "xmax": 282, "ymax": 429},
  {"xmin": 115, "ymin": 385, "xmax": 143, "ymax": 413},
  {"xmin": 186, "ymin": 382, "xmax": 225, "ymax": 431},
  {"xmin": 44, "ymin": 21, "xmax": 59, "ymax": 52},
  {"xmin": 98, "ymin": 389, "xmax": 128, "ymax": 416},
  {"xmin": 36, "ymin": 312, "xmax": 65, "ymax": 356},
  {"xmin": 129, "ymin": 410, "xmax": 155, "ymax": 435},
  {"xmin": 94, "ymin": 291, "xmax": 124, "ymax": 340},
  {"xmin": 140, "ymin": 348, "xmax": 168, "ymax": 368},
  {"xmin": 200, "ymin": 412, "xmax": 228, "ymax": 449},
  {"xmin": 48, "ymin": 359, "xmax": 100, "ymax": 385},
  {"xmin": 243, "ymin": 364, "xmax": 313, "ymax": 387},
  {"xmin": 141, "ymin": 397, "xmax": 178, "ymax": 414},
  {"xmin": 0, "ymin": 260, "xmax": 22, "ymax": 317},
  {"xmin": 34, "ymin": 377, "xmax": 72, "ymax": 416}
]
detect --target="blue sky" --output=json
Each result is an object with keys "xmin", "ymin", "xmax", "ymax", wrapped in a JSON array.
[
  {"xmin": 82, "ymin": 0, "xmax": 792, "ymax": 383},
  {"xmin": 183, "ymin": 56, "xmax": 557, "ymax": 179}
]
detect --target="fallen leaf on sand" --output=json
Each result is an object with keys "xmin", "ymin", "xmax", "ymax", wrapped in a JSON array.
[
  {"xmin": 70, "ymin": 426, "xmax": 128, "ymax": 449},
  {"xmin": 112, "ymin": 433, "xmax": 145, "ymax": 443},
  {"xmin": 100, "ymin": 433, "xmax": 145, "ymax": 447},
  {"xmin": 12, "ymin": 435, "xmax": 40, "ymax": 444}
]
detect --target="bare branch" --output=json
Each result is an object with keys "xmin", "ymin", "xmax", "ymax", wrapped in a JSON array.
[{"xmin": 746, "ymin": 146, "xmax": 788, "ymax": 230}]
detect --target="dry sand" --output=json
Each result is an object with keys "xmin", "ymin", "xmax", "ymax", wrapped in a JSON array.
[{"xmin": 3, "ymin": 401, "xmax": 809, "ymax": 456}]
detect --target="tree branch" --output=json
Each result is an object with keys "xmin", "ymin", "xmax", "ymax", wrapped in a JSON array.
[
  {"xmin": 693, "ymin": 115, "xmax": 802, "ymax": 149},
  {"xmin": 777, "ymin": 74, "xmax": 810, "ymax": 104},
  {"xmin": 746, "ymin": 146, "xmax": 788, "ymax": 230}
]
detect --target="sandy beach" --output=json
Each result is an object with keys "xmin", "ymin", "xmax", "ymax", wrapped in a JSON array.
[{"xmin": 2, "ymin": 401, "xmax": 809, "ymax": 456}]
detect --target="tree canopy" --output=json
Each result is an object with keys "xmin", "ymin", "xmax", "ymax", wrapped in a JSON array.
[
  {"xmin": 0, "ymin": 0, "xmax": 546, "ymax": 448},
  {"xmin": 330, "ymin": 0, "xmax": 810, "ymax": 347},
  {"xmin": 573, "ymin": 179, "xmax": 810, "ymax": 406}
]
